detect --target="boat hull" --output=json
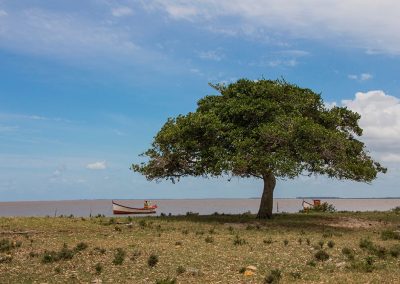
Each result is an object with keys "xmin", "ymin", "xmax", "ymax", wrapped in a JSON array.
[{"xmin": 112, "ymin": 201, "xmax": 157, "ymax": 215}]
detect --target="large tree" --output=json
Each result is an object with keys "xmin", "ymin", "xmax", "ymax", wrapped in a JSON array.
[{"xmin": 132, "ymin": 79, "xmax": 386, "ymax": 218}]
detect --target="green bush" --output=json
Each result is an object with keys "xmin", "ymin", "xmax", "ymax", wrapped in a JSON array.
[{"xmin": 327, "ymin": 240, "xmax": 335, "ymax": 248}]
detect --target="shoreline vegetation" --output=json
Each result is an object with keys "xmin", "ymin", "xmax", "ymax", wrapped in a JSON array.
[{"xmin": 0, "ymin": 209, "xmax": 399, "ymax": 283}]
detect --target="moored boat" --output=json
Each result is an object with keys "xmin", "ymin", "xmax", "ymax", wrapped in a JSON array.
[{"xmin": 112, "ymin": 200, "xmax": 157, "ymax": 215}]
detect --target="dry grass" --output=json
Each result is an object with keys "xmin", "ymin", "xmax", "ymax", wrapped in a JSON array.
[{"xmin": 0, "ymin": 211, "xmax": 399, "ymax": 283}]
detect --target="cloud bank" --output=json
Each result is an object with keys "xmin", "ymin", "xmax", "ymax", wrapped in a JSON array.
[{"xmin": 147, "ymin": 0, "xmax": 400, "ymax": 54}]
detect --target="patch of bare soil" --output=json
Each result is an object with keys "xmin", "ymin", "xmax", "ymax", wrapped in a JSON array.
[{"xmin": 325, "ymin": 217, "xmax": 386, "ymax": 229}]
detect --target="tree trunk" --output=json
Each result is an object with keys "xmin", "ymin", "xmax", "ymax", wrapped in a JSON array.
[{"xmin": 256, "ymin": 172, "xmax": 276, "ymax": 219}]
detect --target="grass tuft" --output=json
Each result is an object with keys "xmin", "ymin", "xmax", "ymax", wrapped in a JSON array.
[
  {"xmin": 176, "ymin": 265, "xmax": 186, "ymax": 275},
  {"xmin": 264, "ymin": 269, "xmax": 282, "ymax": 284},
  {"xmin": 156, "ymin": 278, "xmax": 176, "ymax": 284},
  {"xmin": 148, "ymin": 253, "xmax": 159, "ymax": 267},
  {"xmin": 113, "ymin": 248, "xmax": 126, "ymax": 265},
  {"xmin": 233, "ymin": 235, "xmax": 246, "ymax": 246}
]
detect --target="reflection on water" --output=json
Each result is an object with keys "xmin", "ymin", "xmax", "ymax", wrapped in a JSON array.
[{"xmin": 0, "ymin": 198, "xmax": 399, "ymax": 217}]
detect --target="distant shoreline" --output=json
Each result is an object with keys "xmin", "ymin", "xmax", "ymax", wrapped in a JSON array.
[{"xmin": 1, "ymin": 197, "xmax": 400, "ymax": 203}]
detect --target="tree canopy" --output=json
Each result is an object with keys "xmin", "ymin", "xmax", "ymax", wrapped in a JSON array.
[{"xmin": 132, "ymin": 79, "xmax": 386, "ymax": 218}]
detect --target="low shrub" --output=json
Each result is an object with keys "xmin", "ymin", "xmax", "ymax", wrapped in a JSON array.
[
  {"xmin": 391, "ymin": 206, "xmax": 400, "ymax": 213},
  {"xmin": 0, "ymin": 239, "xmax": 14, "ymax": 252},
  {"xmin": 389, "ymin": 244, "xmax": 400, "ymax": 258},
  {"xmin": 350, "ymin": 256, "xmax": 375, "ymax": 273},
  {"xmin": 57, "ymin": 244, "xmax": 75, "ymax": 260},
  {"xmin": 42, "ymin": 251, "xmax": 58, "ymax": 263},
  {"xmin": 381, "ymin": 230, "xmax": 400, "ymax": 240},
  {"xmin": 74, "ymin": 242, "xmax": 88, "ymax": 252},
  {"xmin": 327, "ymin": 240, "xmax": 335, "ymax": 248},
  {"xmin": 283, "ymin": 239, "xmax": 289, "ymax": 246},
  {"xmin": 359, "ymin": 238, "xmax": 374, "ymax": 250},
  {"xmin": 318, "ymin": 240, "xmax": 324, "ymax": 248},
  {"xmin": 314, "ymin": 250, "xmax": 329, "ymax": 261},
  {"xmin": 342, "ymin": 247, "xmax": 355, "ymax": 260},
  {"xmin": 113, "ymin": 248, "xmax": 126, "ymax": 265}
]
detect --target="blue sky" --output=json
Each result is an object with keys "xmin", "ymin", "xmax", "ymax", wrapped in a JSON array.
[{"xmin": 1, "ymin": 0, "xmax": 400, "ymax": 201}]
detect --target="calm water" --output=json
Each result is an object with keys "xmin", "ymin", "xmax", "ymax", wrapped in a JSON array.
[{"xmin": 0, "ymin": 198, "xmax": 399, "ymax": 217}]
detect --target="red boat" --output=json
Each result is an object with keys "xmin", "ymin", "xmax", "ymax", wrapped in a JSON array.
[{"xmin": 112, "ymin": 200, "xmax": 157, "ymax": 215}]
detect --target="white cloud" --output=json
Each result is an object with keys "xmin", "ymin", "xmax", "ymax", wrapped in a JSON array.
[
  {"xmin": 198, "ymin": 50, "xmax": 224, "ymax": 61},
  {"xmin": 348, "ymin": 73, "xmax": 373, "ymax": 81},
  {"xmin": 111, "ymin": 7, "xmax": 133, "ymax": 17},
  {"xmin": 325, "ymin": 102, "xmax": 337, "ymax": 109},
  {"xmin": 360, "ymin": 73, "xmax": 373, "ymax": 81},
  {"xmin": 0, "ymin": 10, "xmax": 7, "ymax": 17},
  {"xmin": 147, "ymin": 0, "xmax": 400, "ymax": 55},
  {"xmin": 0, "ymin": 8, "xmax": 138, "ymax": 61},
  {"xmin": 0, "ymin": 125, "xmax": 18, "ymax": 133},
  {"xmin": 86, "ymin": 161, "xmax": 107, "ymax": 170},
  {"xmin": 342, "ymin": 90, "xmax": 400, "ymax": 162}
]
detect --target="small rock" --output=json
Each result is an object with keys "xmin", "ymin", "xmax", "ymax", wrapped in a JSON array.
[
  {"xmin": 187, "ymin": 268, "xmax": 203, "ymax": 276},
  {"xmin": 92, "ymin": 279, "xmax": 102, "ymax": 284},
  {"xmin": 244, "ymin": 270, "xmax": 254, "ymax": 276},
  {"xmin": 246, "ymin": 265, "xmax": 257, "ymax": 271},
  {"xmin": 336, "ymin": 262, "xmax": 346, "ymax": 268}
]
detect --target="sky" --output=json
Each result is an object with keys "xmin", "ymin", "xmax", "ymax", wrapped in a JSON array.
[{"xmin": 0, "ymin": 0, "xmax": 400, "ymax": 201}]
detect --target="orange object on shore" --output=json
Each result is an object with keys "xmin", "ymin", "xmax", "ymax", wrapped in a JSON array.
[{"xmin": 313, "ymin": 199, "xmax": 321, "ymax": 206}]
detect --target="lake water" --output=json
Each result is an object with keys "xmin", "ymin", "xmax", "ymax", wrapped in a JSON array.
[{"xmin": 0, "ymin": 198, "xmax": 399, "ymax": 217}]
